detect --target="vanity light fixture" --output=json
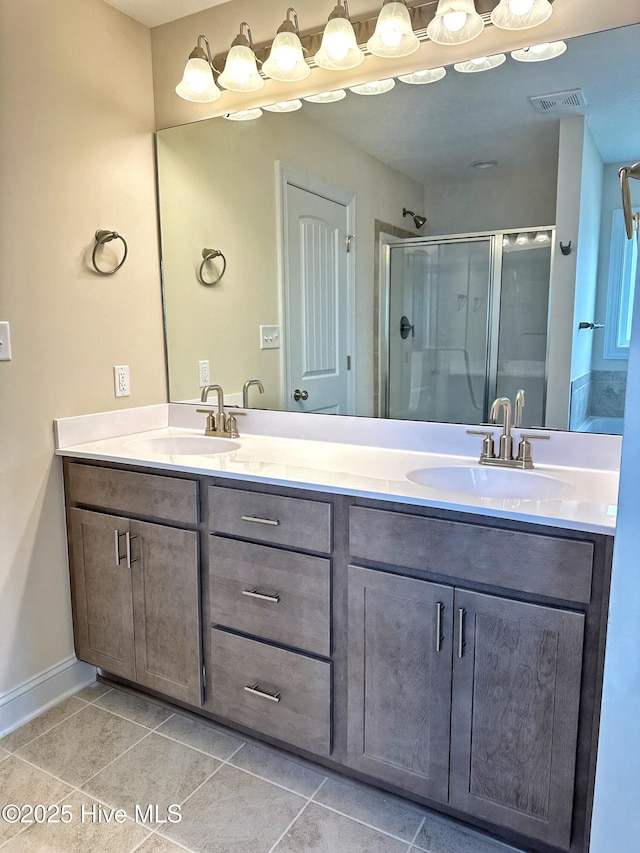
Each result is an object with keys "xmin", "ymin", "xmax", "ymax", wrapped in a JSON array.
[
  {"xmin": 314, "ymin": 1, "xmax": 365, "ymax": 71},
  {"xmin": 515, "ymin": 232, "xmax": 530, "ymax": 245},
  {"xmin": 398, "ymin": 67, "xmax": 446, "ymax": 85},
  {"xmin": 218, "ymin": 23, "xmax": 264, "ymax": 92},
  {"xmin": 262, "ymin": 99, "xmax": 303, "ymax": 112},
  {"xmin": 367, "ymin": 0, "xmax": 420, "ymax": 59},
  {"xmin": 303, "ymin": 89, "xmax": 347, "ymax": 103},
  {"xmin": 454, "ymin": 53, "xmax": 506, "ymax": 72},
  {"xmin": 175, "ymin": 35, "xmax": 221, "ymax": 103},
  {"xmin": 223, "ymin": 107, "xmax": 263, "ymax": 121},
  {"xmin": 511, "ymin": 40, "xmax": 567, "ymax": 61},
  {"xmin": 262, "ymin": 8, "xmax": 310, "ymax": 82},
  {"xmin": 426, "ymin": 0, "xmax": 485, "ymax": 46},
  {"xmin": 491, "ymin": 0, "xmax": 553, "ymax": 31},
  {"xmin": 534, "ymin": 231, "xmax": 551, "ymax": 243},
  {"xmin": 349, "ymin": 78, "xmax": 396, "ymax": 95}
]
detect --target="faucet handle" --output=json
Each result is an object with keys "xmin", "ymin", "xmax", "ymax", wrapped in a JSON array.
[
  {"xmin": 196, "ymin": 408, "xmax": 216, "ymax": 434},
  {"xmin": 466, "ymin": 428, "xmax": 496, "ymax": 460},
  {"xmin": 516, "ymin": 432, "xmax": 550, "ymax": 465}
]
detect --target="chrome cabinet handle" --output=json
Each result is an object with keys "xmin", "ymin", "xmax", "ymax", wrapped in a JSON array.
[
  {"xmin": 241, "ymin": 515, "xmax": 280, "ymax": 527},
  {"xmin": 125, "ymin": 531, "xmax": 138, "ymax": 569},
  {"xmin": 242, "ymin": 588, "xmax": 280, "ymax": 604},
  {"xmin": 458, "ymin": 608, "xmax": 466, "ymax": 658},
  {"xmin": 114, "ymin": 530, "xmax": 125, "ymax": 567},
  {"xmin": 435, "ymin": 602, "xmax": 444, "ymax": 652},
  {"xmin": 244, "ymin": 683, "xmax": 281, "ymax": 703}
]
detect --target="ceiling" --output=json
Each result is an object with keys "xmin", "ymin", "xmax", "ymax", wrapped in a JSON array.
[{"xmin": 102, "ymin": 0, "xmax": 231, "ymax": 27}]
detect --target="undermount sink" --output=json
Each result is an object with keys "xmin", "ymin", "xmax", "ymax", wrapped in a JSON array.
[
  {"xmin": 124, "ymin": 435, "xmax": 240, "ymax": 456},
  {"xmin": 407, "ymin": 465, "xmax": 576, "ymax": 501}
]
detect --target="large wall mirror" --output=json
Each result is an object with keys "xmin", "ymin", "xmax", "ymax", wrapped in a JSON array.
[{"xmin": 156, "ymin": 22, "xmax": 639, "ymax": 434}]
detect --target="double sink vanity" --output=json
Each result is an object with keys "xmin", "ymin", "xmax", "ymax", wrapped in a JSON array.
[{"xmin": 54, "ymin": 403, "xmax": 620, "ymax": 853}]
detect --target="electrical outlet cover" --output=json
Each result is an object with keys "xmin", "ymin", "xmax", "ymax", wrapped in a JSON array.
[
  {"xmin": 0, "ymin": 321, "xmax": 11, "ymax": 361},
  {"xmin": 114, "ymin": 364, "xmax": 130, "ymax": 397}
]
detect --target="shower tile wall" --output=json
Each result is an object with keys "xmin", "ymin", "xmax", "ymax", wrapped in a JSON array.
[{"xmin": 570, "ymin": 370, "xmax": 627, "ymax": 429}]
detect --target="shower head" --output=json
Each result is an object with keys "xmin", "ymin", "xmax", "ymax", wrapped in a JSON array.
[{"xmin": 403, "ymin": 208, "xmax": 427, "ymax": 229}]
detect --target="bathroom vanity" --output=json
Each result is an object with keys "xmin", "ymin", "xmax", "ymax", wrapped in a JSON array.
[{"xmin": 55, "ymin": 406, "xmax": 618, "ymax": 853}]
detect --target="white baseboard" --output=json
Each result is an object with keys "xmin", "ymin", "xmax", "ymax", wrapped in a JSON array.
[{"xmin": 0, "ymin": 656, "xmax": 96, "ymax": 739}]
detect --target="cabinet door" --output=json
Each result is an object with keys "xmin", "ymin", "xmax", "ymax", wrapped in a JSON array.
[
  {"xmin": 69, "ymin": 508, "xmax": 136, "ymax": 680},
  {"xmin": 347, "ymin": 566, "xmax": 453, "ymax": 802},
  {"xmin": 450, "ymin": 590, "xmax": 584, "ymax": 850},
  {"xmin": 130, "ymin": 520, "xmax": 202, "ymax": 706}
]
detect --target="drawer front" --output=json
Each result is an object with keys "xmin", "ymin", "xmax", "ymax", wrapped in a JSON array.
[
  {"xmin": 209, "ymin": 629, "xmax": 331, "ymax": 755},
  {"xmin": 208, "ymin": 486, "xmax": 332, "ymax": 554},
  {"xmin": 349, "ymin": 506, "xmax": 593, "ymax": 604},
  {"xmin": 67, "ymin": 463, "xmax": 198, "ymax": 525},
  {"xmin": 209, "ymin": 537, "xmax": 331, "ymax": 656}
]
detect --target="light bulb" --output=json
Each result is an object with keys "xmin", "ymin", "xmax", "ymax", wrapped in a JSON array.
[
  {"xmin": 226, "ymin": 49, "xmax": 253, "ymax": 85},
  {"xmin": 327, "ymin": 31, "xmax": 351, "ymax": 60},
  {"xmin": 274, "ymin": 45, "xmax": 298, "ymax": 72},
  {"xmin": 380, "ymin": 27, "xmax": 403, "ymax": 48},
  {"xmin": 443, "ymin": 11, "xmax": 467, "ymax": 31},
  {"xmin": 509, "ymin": 0, "xmax": 534, "ymax": 13},
  {"xmin": 184, "ymin": 59, "xmax": 212, "ymax": 94},
  {"xmin": 515, "ymin": 233, "xmax": 529, "ymax": 245}
]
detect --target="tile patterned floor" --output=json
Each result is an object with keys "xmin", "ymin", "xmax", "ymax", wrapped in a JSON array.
[{"xmin": 0, "ymin": 683, "xmax": 525, "ymax": 852}]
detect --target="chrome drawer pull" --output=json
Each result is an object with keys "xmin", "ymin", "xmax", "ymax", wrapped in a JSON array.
[
  {"xmin": 241, "ymin": 515, "xmax": 280, "ymax": 527},
  {"xmin": 125, "ymin": 531, "xmax": 138, "ymax": 569},
  {"xmin": 244, "ymin": 683, "xmax": 281, "ymax": 703},
  {"xmin": 114, "ymin": 530, "xmax": 125, "ymax": 567},
  {"xmin": 242, "ymin": 588, "xmax": 280, "ymax": 604}
]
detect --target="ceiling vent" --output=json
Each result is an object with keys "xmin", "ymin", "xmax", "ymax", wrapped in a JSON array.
[{"xmin": 529, "ymin": 89, "xmax": 587, "ymax": 113}]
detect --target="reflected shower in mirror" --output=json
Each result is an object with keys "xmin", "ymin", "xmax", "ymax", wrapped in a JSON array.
[{"xmin": 156, "ymin": 23, "xmax": 640, "ymax": 434}]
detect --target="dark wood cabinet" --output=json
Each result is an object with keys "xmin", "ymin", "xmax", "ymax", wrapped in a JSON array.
[{"xmin": 346, "ymin": 566, "xmax": 586, "ymax": 850}]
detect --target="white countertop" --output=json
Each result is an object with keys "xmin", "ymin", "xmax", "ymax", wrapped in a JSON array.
[{"xmin": 54, "ymin": 405, "xmax": 621, "ymax": 535}]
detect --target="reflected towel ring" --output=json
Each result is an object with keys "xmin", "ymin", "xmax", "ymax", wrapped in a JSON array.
[
  {"xmin": 619, "ymin": 163, "xmax": 640, "ymax": 240},
  {"xmin": 198, "ymin": 248, "xmax": 227, "ymax": 286},
  {"xmin": 92, "ymin": 230, "xmax": 128, "ymax": 275}
]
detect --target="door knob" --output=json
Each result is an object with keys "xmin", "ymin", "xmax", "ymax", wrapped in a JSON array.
[
  {"xmin": 293, "ymin": 389, "xmax": 309, "ymax": 401},
  {"xmin": 400, "ymin": 315, "xmax": 415, "ymax": 339}
]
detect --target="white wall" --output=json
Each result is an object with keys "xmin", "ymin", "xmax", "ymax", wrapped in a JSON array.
[
  {"xmin": 590, "ymin": 254, "xmax": 640, "ymax": 852},
  {"xmin": 0, "ymin": 0, "xmax": 165, "ymax": 729}
]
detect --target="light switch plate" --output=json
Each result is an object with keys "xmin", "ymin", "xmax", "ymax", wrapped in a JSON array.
[
  {"xmin": 0, "ymin": 321, "xmax": 12, "ymax": 361},
  {"xmin": 260, "ymin": 325, "xmax": 280, "ymax": 350}
]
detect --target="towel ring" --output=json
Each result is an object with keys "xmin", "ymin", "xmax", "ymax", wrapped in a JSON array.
[
  {"xmin": 198, "ymin": 248, "xmax": 227, "ymax": 286},
  {"xmin": 92, "ymin": 230, "xmax": 128, "ymax": 275}
]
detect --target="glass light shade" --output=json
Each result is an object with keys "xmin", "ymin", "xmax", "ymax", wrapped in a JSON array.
[
  {"xmin": 175, "ymin": 56, "xmax": 221, "ymax": 103},
  {"xmin": 427, "ymin": 0, "xmax": 484, "ymax": 46},
  {"xmin": 263, "ymin": 99, "xmax": 303, "ymax": 113},
  {"xmin": 349, "ymin": 78, "xmax": 396, "ymax": 96},
  {"xmin": 511, "ymin": 40, "xmax": 567, "ymax": 62},
  {"xmin": 223, "ymin": 108, "xmax": 263, "ymax": 121},
  {"xmin": 398, "ymin": 66, "xmax": 446, "ymax": 85},
  {"xmin": 515, "ymin": 232, "xmax": 530, "ymax": 245},
  {"xmin": 218, "ymin": 43, "xmax": 264, "ymax": 92},
  {"xmin": 263, "ymin": 30, "xmax": 310, "ymax": 82},
  {"xmin": 315, "ymin": 16, "xmax": 365, "ymax": 70},
  {"xmin": 491, "ymin": 0, "xmax": 553, "ymax": 31},
  {"xmin": 303, "ymin": 89, "xmax": 347, "ymax": 103},
  {"xmin": 454, "ymin": 54, "xmax": 506, "ymax": 73},
  {"xmin": 534, "ymin": 231, "xmax": 551, "ymax": 243},
  {"xmin": 367, "ymin": 2, "xmax": 420, "ymax": 58}
]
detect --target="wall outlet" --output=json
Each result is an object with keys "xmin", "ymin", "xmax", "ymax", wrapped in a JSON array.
[
  {"xmin": 260, "ymin": 325, "xmax": 280, "ymax": 350},
  {"xmin": 114, "ymin": 365, "xmax": 130, "ymax": 397},
  {"xmin": 198, "ymin": 359, "xmax": 210, "ymax": 387},
  {"xmin": 0, "ymin": 321, "xmax": 12, "ymax": 361}
]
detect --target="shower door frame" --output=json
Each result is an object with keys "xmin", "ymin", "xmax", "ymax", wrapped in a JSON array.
[{"xmin": 378, "ymin": 226, "xmax": 555, "ymax": 425}]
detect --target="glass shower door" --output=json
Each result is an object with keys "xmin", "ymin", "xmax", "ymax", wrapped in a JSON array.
[{"xmin": 387, "ymin": 238, "xmax": 492, "ymax": 423}]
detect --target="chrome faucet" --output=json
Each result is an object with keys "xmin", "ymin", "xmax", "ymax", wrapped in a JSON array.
[
  {"xmin": 197, "ymin": 384, "xmax": 240, "ymax": 438},
  {"xmin": 490, "ymin": 396, "xmax": 513, "ymax": 461},
  {"xmin": 467, "ymin": 394, "xmax": 549, "ymax": 469},
  {"xmin": 514, "ymin": 389, "xmax": 525, "ymax": 428},
  {"xmin": 242, "ymin": 379, "xmax": 264, "ymax": 409}
]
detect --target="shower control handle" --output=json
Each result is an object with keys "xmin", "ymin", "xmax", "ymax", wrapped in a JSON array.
[{"xmin": 293, "ymin": 389, "xmax": 308, "ymax": 402}]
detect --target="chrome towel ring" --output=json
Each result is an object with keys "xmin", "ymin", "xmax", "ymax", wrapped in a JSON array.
[
  {"xmin": 619, "ymin": 163, "xmax": 640, "ymax": 240},
  {"xmin": 92, "ymin": 230, "xmax": 128, "ymax": 275},
  {"xmin": 198, "ymin": 248, "xmax": 227, "ymax": 286}
]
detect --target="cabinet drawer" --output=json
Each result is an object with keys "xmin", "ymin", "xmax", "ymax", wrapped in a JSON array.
[
  {"xmin": 208, "ymin": 486, "xmax": 332, "ymax": 554},
  {"xmin": 209, "ymin": 537, "xmax": 330, "ymax": 656},
  {"xmin": 209, "ymin": 629, "xmax": 331, "ymax": 755},
  {"xmin": 349, "ymin": 506, "xmax": 593, "ymax": 603},
  {"xmin": 67, "ymin": 463, "xmax": 198, "ymax": 525}
]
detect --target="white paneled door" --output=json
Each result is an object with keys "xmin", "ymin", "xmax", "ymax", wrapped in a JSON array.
[{"xmin": 282, "ymin": 176, "xmax": 353, "ymax": 414}]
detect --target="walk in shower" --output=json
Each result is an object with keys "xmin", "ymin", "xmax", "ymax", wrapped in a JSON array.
[{"xmin": 381, "ymin": 228, "xmax": 554, "ymax": 428}]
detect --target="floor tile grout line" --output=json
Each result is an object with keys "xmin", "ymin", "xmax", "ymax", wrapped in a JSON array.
[
  {"xmin": 407, "ymin": 815, "xmax": 426, "ymax": 851},
  {"xmin": 2, "ymin": 700, "xmax": 93, "ymax": 754},
  {"xmin": 81, "ymin": 729, "xmax": 154, "ymax": 788},
  {"xmin": 302, "ymin": 798, "xmax": 428, "ymax": 845},
  {"xmin": 152, "ymin": 725, "xmax": 247, "ymax": 762},
  {"xmin": 268, "ymin": 776, "xmax": 327, "ymax": 853}
]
